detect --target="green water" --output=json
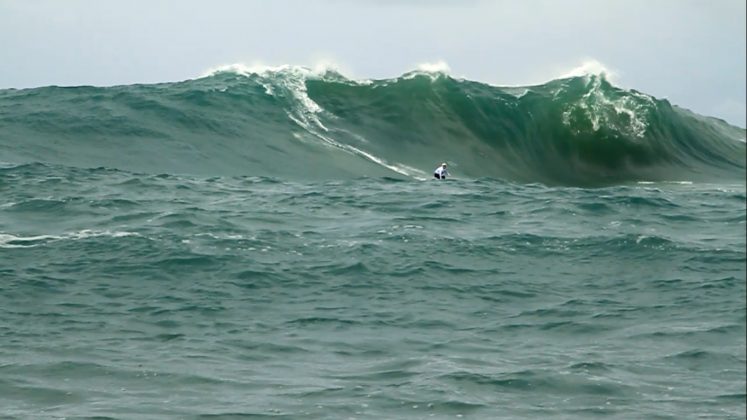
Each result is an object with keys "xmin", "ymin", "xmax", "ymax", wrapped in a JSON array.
[
  {"xmin": 1, "ymin": 163, "xmax": 744, "ymax": 418},
  {"xmin": 0, "ymin": 67, "xmax": 745, "ymax": 418}
]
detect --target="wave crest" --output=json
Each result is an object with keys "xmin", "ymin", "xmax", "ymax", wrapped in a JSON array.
[{"xmin": 0, "ymin": 65, "xmax": 743, "ymax": 185}]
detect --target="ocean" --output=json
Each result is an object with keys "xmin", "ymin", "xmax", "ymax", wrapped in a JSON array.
[{"xmin": 1, "ymin": 66, "xmax": 745, "ymax": 419}]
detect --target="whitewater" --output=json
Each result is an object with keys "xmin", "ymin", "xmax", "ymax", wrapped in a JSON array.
[{"xmin": 0, "ymin": 65, "xmax": 744, "ymax": 419}]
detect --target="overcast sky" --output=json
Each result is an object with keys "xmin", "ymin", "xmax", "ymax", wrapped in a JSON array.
[{"xmin": 1, "ymin": 0, "xmax": 744, "ymax": 126}]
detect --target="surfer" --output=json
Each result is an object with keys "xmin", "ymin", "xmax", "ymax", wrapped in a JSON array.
[{"xmin": 433, "ymin": 162, "xmax": 449, "ymax": 179}]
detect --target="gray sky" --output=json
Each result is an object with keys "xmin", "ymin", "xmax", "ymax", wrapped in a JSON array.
[{"xmin": 1, "ymin": 0, "xmax": 745, "ymax": 126}]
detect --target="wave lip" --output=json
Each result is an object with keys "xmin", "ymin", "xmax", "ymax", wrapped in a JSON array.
[{"xmin": 0, "ymin": 65, "xmax": 743, "ymax": 185}]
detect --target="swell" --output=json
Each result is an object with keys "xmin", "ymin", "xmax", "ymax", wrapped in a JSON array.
[
  {"xmin": 306, "ymin": 73, "xmax": 745, "ymax": 184},
  {"xmin": 0, "ymin": 67, "xmax": 744, "ymax": 185}
]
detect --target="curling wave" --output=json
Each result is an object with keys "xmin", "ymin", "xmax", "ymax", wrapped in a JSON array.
[{"xmin": 0, "ymin": 65, "xmax": 743, "ymax": 185}]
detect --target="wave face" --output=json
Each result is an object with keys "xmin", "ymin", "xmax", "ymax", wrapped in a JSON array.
[{"xmin": 1, "ymin": 67, "xmax": 744, "ymax": 185}]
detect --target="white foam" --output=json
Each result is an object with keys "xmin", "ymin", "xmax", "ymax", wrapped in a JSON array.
[
  {"xmin": 195, "ymin": 232, "xmax": 246, "ymax": 240},
  {"xmin": 559, "ymin": 59, "xmax": 618, "ymax": 83},
  {"xmin": 0, "ymin": 230, "xmax": 140, "ymax": 248},
  {"xmin": 340, "ymin": 144, "xmax": 417, "ymax": 177},
  {"xmin": 416, "ymin": 60, "xmax": 451, "ymax": 74},
  {"xmin": 202, "ymin": 59, "xmax": 630, "ymax": 91},
  {"xmin": 218, "ymin": 64, "xmax": 330, "ymax": 134},
  {"xmin": 200, "ymin": 61, "xmax": 538, "ymax": 178},
  {"xmin": 560, "ymin": 72, "xmax": 653, "ymax": 138},
  {"xmin": 636, "ymin": 180, "xmax": 694, "ymax": 185},
  {"xmin": 477, "ymin": 58, "xmax": 619, "ymax": 91},
  {"xmin": 0, "ymin": 233, "xmax": 59, "ymax": 248},
  {"xmin": 69, "ymin": 229, "xmax": 140, "ymax": 240},
  {"xmin": 399, "ymin": 60, "xmax": 452, "ymax": 81},
  {"xmin": 201, "ymin": 60, "xmax": 350, "ymax": 80},
  {"xmin": 221, "ymin": 64, "xmax": 421, "ymax": 178}
]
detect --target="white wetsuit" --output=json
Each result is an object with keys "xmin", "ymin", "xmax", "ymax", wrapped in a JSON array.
[{"xmin": 434, "ymin": 166, "xmax": 448, "ymax": 179}]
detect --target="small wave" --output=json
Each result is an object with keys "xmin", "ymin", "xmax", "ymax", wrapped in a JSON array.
[
  {"xmin": 440, "ymin": 370, "xmax": 632, "ymax": 396},
  {"xmin": 0, "ymin": 230, "xmax": 140, "ymax": 248},
  {"xmin": 663, "ymin": 349, "xmax": 744, "ymax": 365},
  {"xmin": 569, "ymin": 361, "xmax": 614, "ymax": 372},
  {"xmin": 0, "ymin": 233, "xmax": 60, "ymax": 248}
]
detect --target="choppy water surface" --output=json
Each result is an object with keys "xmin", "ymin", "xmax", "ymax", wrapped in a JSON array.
[{"xmin": 1, "ymin": 163, "xmax": 744, "ymax": 418}]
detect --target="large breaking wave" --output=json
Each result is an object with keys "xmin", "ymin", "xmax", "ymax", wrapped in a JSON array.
[{"xmin": 0, "ymin": 65, "xmax": 744, "ymax": 185}]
